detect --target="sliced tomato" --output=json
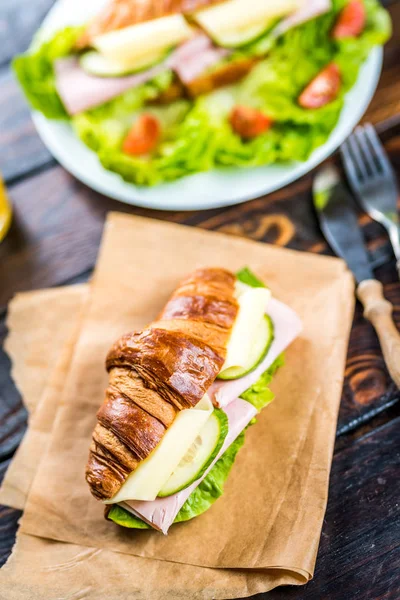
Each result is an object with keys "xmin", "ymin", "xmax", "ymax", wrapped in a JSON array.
[
  {"xmin": 229, "ymin": 105, "xmax": 273, "ymax": 139},
  {"xmin": 122, "ymin": 114, "xmax": 161, "ymax": 156},
  {"xmin": 298, "ymin": 63, "xmax": 341, "ymax": 109},
  {"xmin": 332, "ymin": 1, "xmax": 366, "ymax": 39}
]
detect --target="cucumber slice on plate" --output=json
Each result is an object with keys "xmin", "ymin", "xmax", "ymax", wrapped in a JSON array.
[
  {"xmin": 158, "ymin": 409, "xmax": 228, "ymax": 497},
  {"xmin": 192, "ymin": 0, "xmax": 299, "ymax": 48},
  {"xmin": 208, "ymin": 22, "xmax": 271, "ymax": 48},
  {"xmin": 218, "ymin": 314, "xmax": 274, "ymax": 380},
  {"xmin": 79, "ymin": 49, "xmax": 168, "ymax": 78}
]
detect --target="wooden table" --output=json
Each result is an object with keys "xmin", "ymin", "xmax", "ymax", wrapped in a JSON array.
[{"xmin": 1, "ymin": 2, "xmax": 400, "ymax": 598}]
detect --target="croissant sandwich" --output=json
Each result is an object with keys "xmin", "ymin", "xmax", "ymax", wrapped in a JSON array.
[{"xmin": 86, "ymin": 267, "xmax": 302, "ymax": 533}]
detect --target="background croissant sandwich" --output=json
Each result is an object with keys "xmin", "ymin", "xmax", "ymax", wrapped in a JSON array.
[{"xmin": 86, "ymin": 267, "xmax": 302, "ymax": 533}]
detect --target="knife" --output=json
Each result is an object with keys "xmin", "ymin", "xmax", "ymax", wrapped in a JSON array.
[{"xmin": 313, "ymin": 164, "xmax": 400, "ymax": 388}]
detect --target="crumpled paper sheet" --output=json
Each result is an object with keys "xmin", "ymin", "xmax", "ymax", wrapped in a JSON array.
[
  {"xmin": 0, "ymin": 285, "xmax": 89, "ymax": 510},
  {"xmin": 0, "ymin": 212, "xmax": 355, "ymax": 598},
  {"xmin": 4, "ymin": 286, "xmax": 88, "ymax": 416}
]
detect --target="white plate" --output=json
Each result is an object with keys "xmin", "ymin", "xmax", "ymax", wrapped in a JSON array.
[{"xmin": 32, "ymin": 0, "xmax": 383, "ymax": 211}]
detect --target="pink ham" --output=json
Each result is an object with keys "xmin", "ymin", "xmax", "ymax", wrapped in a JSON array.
[
  {"xmin": 209, "ymin": 298, "xmax": 302, "ymax": 408},
  {"xmin": 121, "ymin": 397, "xmax": 257, "ymax": 534},
  {"xmin": 167, "ymin": 34, "xmax": 231, "ymax": 84},
  {"xmin": 54, "ymin": 56, "xmax": 167, "ymax": 115},
  {"xmin": 274, "ymin": 0, "xmax": 332, "ymax": 36},
  {"xmin": 54, "ymin": 35, "xmax": 230, "ymax": 116}
]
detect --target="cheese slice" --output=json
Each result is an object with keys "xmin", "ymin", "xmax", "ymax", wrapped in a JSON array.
[
  {"xmin": 193, "ymin": 0, "xmax": 303, "ymax": 47},
  {"xmin": 93, "ymin": 14, "xmax": 194, "ymax": 68},
  {"xmin": 105, "ymin": 394, "xmax": 214, "ymax": 503},
  {"xmin": 222, "ymin": 281, "xmax": 271, "ymax": 373}
]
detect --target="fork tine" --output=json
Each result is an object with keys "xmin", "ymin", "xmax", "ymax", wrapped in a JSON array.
[
  {"xmin": 341, "ymin": 139, "xmax": 362, "ymax": 193},
  {"xmin": 363, "ymin": 123, "xmax": 392, "ymax": 176},
  {"xmin": 347, "ymin": 131, "xmax": 369, "ymax": 180},
  {"xmin": 354, "ymin": 126, "xmax": 378, "ymax": 176}
]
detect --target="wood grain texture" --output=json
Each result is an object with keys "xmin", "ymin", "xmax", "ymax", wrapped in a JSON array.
[
  {"xmin": 356, "ymin": 279, "xmax": 400, "ymax": 389},
  {"xmin": 0, "ymin": 68, "xmax": 53, "ymax": 183},
  {"xmin": 0, "ymin": 459, "xmax": 22, "ymax": 568},
  {"xmin": 0, "ymin": 0, "xmax": 56, "ymax": 67},
  {"xmin": 265, "ymin": 417, "xmax": 400, "ymax": 600},
  {"xmin": 0, "ymin": 321, "xmax": 26, "ymax": 461}
]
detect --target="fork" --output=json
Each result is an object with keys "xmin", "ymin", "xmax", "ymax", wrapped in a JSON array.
[{"xmin": 341, "ymin": 123, "xmax": 400, "ymax": 278}]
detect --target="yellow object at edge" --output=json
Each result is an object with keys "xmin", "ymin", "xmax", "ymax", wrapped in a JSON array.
[{"xmin": 0, "ymin": 175, "xmax": 12, "ymax": 242}]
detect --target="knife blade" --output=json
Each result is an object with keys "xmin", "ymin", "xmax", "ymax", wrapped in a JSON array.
[
  {"xmin": 313, "ymin": 164, "xmax": 373, "ymax": 283},
  {"xmin": 313, "ymin": 165, "xmax": 393, "ymax": 268},
  {"xmin": 313, "ymin": 163, "xmax": 400, "ymax": 389}
]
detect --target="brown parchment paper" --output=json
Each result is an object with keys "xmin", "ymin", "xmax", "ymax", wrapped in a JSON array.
[
  {"xmin": 16, "ymin": 213, "xmax": 355, "ymax": 575},
  {"xmin": 4, "ymin": 286, "xmax": 87, "ymax": 416},
  {"xmin": 0, "ymin": 285, "xmax": 89, "ymax": 510},
  {"xmin": 0, "ymin": 534, "xmax": 305, "ymax": 600},
  {"xmin": 0, "ymin": 282, "xmax": 307, "ymax": 599}
]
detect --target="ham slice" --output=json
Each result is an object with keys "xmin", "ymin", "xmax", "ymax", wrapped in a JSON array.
[
  {"xmin": 209, "ymin": 298, "xmax": 302, "ymax": 408},
  {"xmin": 54, "ymin": 35, "xmax": 229, "ymax": 115},
  {"xmin": 121, "ymin": 397, "xmax": 257, "ymax": 534},
  {"xmin": 274, "ymin": 0, "xmax": 332, "ymax": 36},
  {"xmin": 54, "ymin": 57, "xmax": 167, "ymax": 115},
  {"xmin": 168, "ymin": 34, "xmax": 231, "ymax": 84}
]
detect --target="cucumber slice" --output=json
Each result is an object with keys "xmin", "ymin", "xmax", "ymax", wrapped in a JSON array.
[
  {"xmin": 209, "ymin": 22, "xmax": 271, "ymax": 48},
  {"xmin": 192, "ymin": 0, "xmax": 299, "ymax": 49},
  {"xmin": 79, "ymin": 50, "xmax": 167, "ymax": 78},
  {"xmin": 218, "ymin": 314, "xmax": 274, "ymax": 380},
  {"xmin": 158, "ymin": 409, "xmax": 228, "ymax": 497}
]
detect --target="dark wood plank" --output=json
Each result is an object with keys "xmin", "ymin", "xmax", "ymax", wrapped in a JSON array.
[
  {"xmin": 0, "ymin": 0, "xmax": 56, "ymax": 67},
  {"xmin": 0, "ymin": 459, "xmax": 22, "ymax": 568},
  {"xmin": 0, "ymin": 68, "xmax": 54, "ymax": 182},
  {"xmin": 0, "ymin": 320, "xmax": 26, "ymax": 461},
  {"xmin": 362, "ymin": 3, "xmax": 400, "ymax": 127},
  {"xmin": 264, "ymin": 415, "xmax": 400, "ymax": 600},
  {"xmin": 0, "ymin": 164, "xmax": 214, "ymax": 304}
]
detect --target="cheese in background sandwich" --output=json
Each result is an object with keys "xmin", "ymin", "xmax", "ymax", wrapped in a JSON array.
[
  {"xmin": 192, "ymin": 0, "xmax": 304, "ymax": 47},
  {"xmin": 93, "ymin": 14, "xmax": 195, "ymax": 69},
  {"xmin": 104, "ymin": 394, "xmax": 213, "ymax": 503}
]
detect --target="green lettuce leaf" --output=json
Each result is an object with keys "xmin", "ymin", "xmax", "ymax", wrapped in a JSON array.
[
  {"xmin": 236, "ymin": 266, "xmax": 267, "ymax": 288},
  {"xmin": 13, "ymin": 26, "xmax": 84, "ymax": 119},
  {"xmin": 72, "ymin": 71, "xmax": 181, "ymax": 154},
  {"xmin": 240, "ymin": 355, "xmax": 284, "ymax": 411}
]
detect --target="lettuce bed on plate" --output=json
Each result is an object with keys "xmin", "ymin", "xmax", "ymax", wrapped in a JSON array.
[
  {"xmin": 14, "ymin": 0, "xmax": 391, "ymax": 186},
  {"xmin": 106, "ymin": 268, "xmax": 284, "ymax": 530}
]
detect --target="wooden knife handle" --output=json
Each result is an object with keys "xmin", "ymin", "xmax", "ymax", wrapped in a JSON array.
[{"xmin": 357, "ymin": 279, "xmax": 400, "ymax": 388}]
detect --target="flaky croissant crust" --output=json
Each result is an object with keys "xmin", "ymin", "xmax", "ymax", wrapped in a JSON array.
[{"xmin": 86, "ymin": 267, "xmax": 238, "ymax": 500}]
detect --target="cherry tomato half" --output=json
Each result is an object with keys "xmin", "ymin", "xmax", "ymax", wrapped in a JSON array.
[
  {"xmin": 298, "ymin": 63, "xmax": 341, "ymax": 109},
  {"xmin": 229, "ymin": 105, "xmax": 273, "ymax": 139},
  {"xmin": 122, "ymin": 114, "xmax": 161, "ymax": 156},
  {"xmin": 332, "ymin": 0, "xmax": 366, "ymax": 39}
]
